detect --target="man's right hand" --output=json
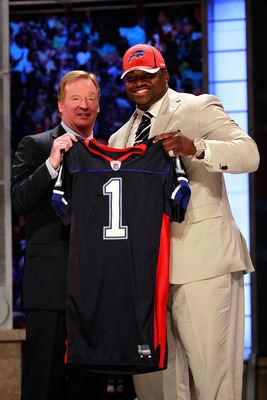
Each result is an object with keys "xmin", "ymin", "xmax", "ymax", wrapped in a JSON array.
[{"xmin": 49, "ymin": 133, "xmax": 78, "ymax": 169}]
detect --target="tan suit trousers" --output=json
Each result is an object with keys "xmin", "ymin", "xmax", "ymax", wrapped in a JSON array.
[{"xmin": 133, "ymin": 272, "xmax": 244, "ymax": 400}]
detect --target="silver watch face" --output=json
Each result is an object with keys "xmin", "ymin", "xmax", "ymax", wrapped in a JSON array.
[{"xmin": 194, "ymin": 138, "xmax": 206, "ymax": 150}]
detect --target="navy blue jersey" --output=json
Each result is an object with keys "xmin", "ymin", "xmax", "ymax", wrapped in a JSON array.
[{"xmin": 52, "ymin": 137, "xmax": 190, "ymax": 374}]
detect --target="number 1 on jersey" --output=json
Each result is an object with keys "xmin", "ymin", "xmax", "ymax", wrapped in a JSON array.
[{"xmin": 103, "ymin": 178, "xmax": 128, "ymax": 240}]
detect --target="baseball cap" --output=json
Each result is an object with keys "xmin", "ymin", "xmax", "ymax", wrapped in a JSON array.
[{"xmin": 121, "ymin": 44, "xmax": 166, "ymax": 79}]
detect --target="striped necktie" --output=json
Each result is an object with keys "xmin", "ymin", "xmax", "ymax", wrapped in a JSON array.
[{"xmin": 133, "ymin": 112, "xmax": 153, "ymax": 145}]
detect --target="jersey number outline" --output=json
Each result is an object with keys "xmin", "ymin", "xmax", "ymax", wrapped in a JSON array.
[{"xmin": 103, "ymin": 178, "xmax": 128, "ymax": 240}]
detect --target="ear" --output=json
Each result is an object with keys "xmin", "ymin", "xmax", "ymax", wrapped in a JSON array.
[
  {"xmin": 163, "ymin": 69, "xmax": 169, "ymax": 83},
  {"xmin": 58, "ymin": 100, "xmax": 63, "ymax": 113}
]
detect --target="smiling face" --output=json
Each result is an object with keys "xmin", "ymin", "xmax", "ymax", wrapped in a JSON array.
[
  {"xmin": 124, "ymin": 69, "xmax": 169, "ymax": 111},
  {"xmin": 58, "ymin": 78, "xmax": 100, "ymax": 137}
]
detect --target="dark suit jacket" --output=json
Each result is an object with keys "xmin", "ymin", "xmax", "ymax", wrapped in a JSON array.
[{"xmin": 11, "ymin": 124, "xmax": 70, "ymax": 310}]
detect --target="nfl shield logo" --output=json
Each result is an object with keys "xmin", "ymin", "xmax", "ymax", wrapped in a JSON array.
[{"xmin": 110, "ymin": 161, "xmax": 121, "ymax": 171}]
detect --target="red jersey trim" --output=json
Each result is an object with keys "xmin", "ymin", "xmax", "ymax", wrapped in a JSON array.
[
  {"xmin": 154, "ymin": 213, "xmax": 170, "ymax": 368},
  {"xmin": 84, "ymin": 138, "xmax": 147, "ymax": 163}
]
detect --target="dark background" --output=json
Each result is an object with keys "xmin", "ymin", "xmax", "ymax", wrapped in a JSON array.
[{"xmin": 250, "ymin": 0, "xmax": 267, "ymax": 358}]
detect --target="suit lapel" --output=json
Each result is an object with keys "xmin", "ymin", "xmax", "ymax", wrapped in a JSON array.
[
  {"xmin": 52, "ymin": 123, "xmax": 66, "ymax": 139},
  {"xmin": 150, "ymin": 90, "xmax": 182, "ymax": 137},
  {"xmin": 111, "ymin": 113, "xmax": 137, "ymax": 148}
]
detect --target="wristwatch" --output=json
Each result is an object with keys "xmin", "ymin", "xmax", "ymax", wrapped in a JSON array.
[{"xmin": 193, "ymin": 138, "xmax": 207, "ymax": 158}]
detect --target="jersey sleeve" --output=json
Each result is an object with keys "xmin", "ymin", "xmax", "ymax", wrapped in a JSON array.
[
  {"xmin": 52, "ymin": 156, "xmax": 72, "ymax": 225},
  {"xmin": 166, "ymin": 156, "xmax": 191, "ymax": 223}
]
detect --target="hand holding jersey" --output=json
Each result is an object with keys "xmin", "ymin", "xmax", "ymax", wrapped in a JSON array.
[{"xmin": 49, "ymin": 133, "xmax": 78, "ymax": 169}]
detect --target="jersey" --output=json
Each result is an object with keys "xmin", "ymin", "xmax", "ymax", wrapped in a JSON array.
[{"xmin": 52, "ymin": 137, "xmax": 191, "ymax": 374}]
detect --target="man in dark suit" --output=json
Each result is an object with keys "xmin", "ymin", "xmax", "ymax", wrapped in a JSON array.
[{"xmin": 11, "ymin": 70, "xmax": 106, "ymax": 400}]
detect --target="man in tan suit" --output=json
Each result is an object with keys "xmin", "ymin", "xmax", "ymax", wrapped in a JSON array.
[{"xmin": 108, "ymin": 44, "xmax": 260, "ymax": 400}]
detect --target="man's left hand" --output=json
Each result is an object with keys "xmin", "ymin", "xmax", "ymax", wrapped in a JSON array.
[{"xmin": 153, "ymin": 131, "xmax": 202, "ymax": 158}]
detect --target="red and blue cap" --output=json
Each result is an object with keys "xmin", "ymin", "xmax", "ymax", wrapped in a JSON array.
[{"xmin": 121, "ymin": 44, "xmax": 166, "ymax": 79}]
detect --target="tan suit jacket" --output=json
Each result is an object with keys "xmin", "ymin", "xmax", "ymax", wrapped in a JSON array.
[{"xmin": 109, "ymin": 89, "xmax": 260, "ymax": 284}]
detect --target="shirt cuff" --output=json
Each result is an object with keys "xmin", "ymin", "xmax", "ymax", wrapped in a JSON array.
[
  {"xmin": 46, "ymin": 158, "xmax": 59, "ymax": 179},
  {"xmin": 202, "ymin": 141, "xmax": 212, "ymax": 167}
]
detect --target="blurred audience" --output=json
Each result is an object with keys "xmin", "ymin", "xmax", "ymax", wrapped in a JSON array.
[{"xmin": 10, "ymin": 5, "xmax": 202, "ymax": 327}]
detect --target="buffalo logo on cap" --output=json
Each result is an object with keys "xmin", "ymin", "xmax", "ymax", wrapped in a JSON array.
[
  {"xmin": 121, "ymin": 44, "xmax": 166, "ymax": 79},
  {"xmin": 128, "ymin": 49, "xmax": 145, "ymax": 64}
]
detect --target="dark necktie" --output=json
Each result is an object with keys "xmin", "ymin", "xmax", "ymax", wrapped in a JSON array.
[{"xmin": 133, "ymin": 112, "xmax": 153, "ymax": 145}]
